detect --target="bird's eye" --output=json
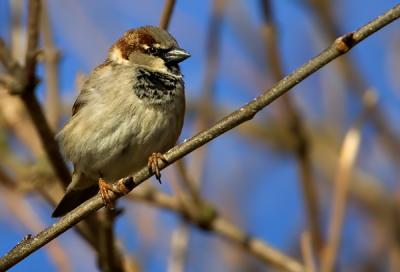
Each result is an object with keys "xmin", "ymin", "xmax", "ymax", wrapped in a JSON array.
[{"xmin": 147, "ymin": 47, "xmax": 158, "ymax": 55}]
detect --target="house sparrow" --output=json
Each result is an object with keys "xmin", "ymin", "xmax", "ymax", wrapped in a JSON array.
[{"xmin": 52, "ymin": 26, "xmax": 190, "ymax": 217}]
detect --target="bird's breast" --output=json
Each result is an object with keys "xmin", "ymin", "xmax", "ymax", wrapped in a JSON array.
[{"xmin": 133, "ymin": 67, "xmax": 183, "ymax": 105}]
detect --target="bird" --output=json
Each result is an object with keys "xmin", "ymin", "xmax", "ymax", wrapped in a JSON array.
[{"xmin": 52, "ymin": 26, "xmax": 190, "ymax": 217}]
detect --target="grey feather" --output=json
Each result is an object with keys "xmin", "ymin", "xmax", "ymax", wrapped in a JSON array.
[{"xmin": 53, "ymin": 26, "xmax": 188, "ymax": 217}]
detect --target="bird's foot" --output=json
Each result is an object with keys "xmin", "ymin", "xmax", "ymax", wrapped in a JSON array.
[
  {"xmin": 98, "ymin": 178, "xmax": 116, "ymax": 209},
  {"xmin": 99, "ymin": 178, "xmax": 131, "ymax": 209},
  {"xmin": 147, "ymin": 152, "xmax": 167, "ymax": 184}
]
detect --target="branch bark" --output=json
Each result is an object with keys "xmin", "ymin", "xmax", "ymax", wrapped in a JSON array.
[
  {"xmin": 0, "ymin": 3, "xmax": 399, "ymax": 270},
  {"xmin": 159, "ymin": 0, "xmax": 176, "ymax": 30},
  {"xmin": 321, "ymin": 117, "xmax": 364, "ymax": 272}
]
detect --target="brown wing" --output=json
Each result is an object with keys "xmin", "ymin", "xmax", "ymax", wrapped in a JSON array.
[
  {"xmin": 72, "ymin": 95, "xmax": 86, "ymax": 116},
  {"xmin": 72, "ymin": 60, "xmax": 113, "ymax": 117}
]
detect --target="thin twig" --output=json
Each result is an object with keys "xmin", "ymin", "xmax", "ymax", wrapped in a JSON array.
[
  {"xmin": 167, "ymin": 222, "xmax": 190, "ymax": 272},
  {"xmin": 23, "ymin": 0, "xmax": 41, "ymax": 92},
  {"xmin": 0, "ymin": 0, "xmax": 72, "ymax": 187},
  {"xmin": 21, "ymin": 0, "xmax": 71, "ymax": 186},
  {"xmin": 301, "ymin": 232, "xmax": 316, "ymax": 272},
  {"xmin": 0, "ymin": 39, "xmax": 20, "ymax": 74},
  {"xmin": 260, "ymin": 0, "xmax": 323, "ymax": 252},
  {"xmin": 159, "ymin": 0, "xmax": 176, "ymax": 30},
  {"xmin": 97, "ymin": 209, "xmax": 124, "ymax": 272},
  {"xmin": 321, "ymin": 117, "xmax": 363, "ymax": 272},
  {"xmin": 41, "ymin": 0, "xmax": 61, "ymax": 129},
  {"xmin": 0, "ymin": 4, "xmax": 399, "ymax": 270},
  {"xmin": 175, "ymin": 160, "xmax": 202, "ymax": 206}
]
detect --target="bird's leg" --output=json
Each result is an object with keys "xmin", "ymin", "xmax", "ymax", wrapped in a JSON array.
[
  {"xmin": 147, "ymin": 152, "xmax": 167, "ymax": 184},
  {"xmin": 98, "ymin": 178, "xmax": 115, "ymax": 209},
  {"xmin": 98, "ymin": 178, "xmax": 132, "ymax": 209}
]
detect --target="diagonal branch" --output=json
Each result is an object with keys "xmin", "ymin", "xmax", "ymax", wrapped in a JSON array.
[
  {"xmin": 321, "ymin": 112, "xmax": 365, "ymax": 272},
  {"xmin": 0, "ymin": 4, "xmax": 399, "ymax": 271}
]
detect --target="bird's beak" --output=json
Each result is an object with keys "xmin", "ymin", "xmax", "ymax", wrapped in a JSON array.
[{"xmin": 164, "ymin": 48, "xmax": 191, "ymax": 64}]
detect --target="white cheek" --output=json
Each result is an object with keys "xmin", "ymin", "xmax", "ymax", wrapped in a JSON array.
[
  {"xmin": 149, "ymin": 58, "xmax": 169, "ymax": 73},
  {"xmin": 109, "ymin": 48, "xmax": 130, "ymax": 64}
]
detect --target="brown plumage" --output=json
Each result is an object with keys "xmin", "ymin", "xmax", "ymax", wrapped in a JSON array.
[{"xmin": 52, "ymin": 26, "xmax": 190, "ymax": 217}]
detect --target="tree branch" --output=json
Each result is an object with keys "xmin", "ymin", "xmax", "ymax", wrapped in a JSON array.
[
  {"xmin": 23, "ymin": 0, "xmax": 41, "ymax": 92},
  {"xmin": 0, "ymin": 0, "xmax": 72, "ymax": 187},
  {"xmin": 159, "ymin": 0, "xmax": 176, "ymax": 30},
  {"xmin": 41, "ymin": 0, "xmax": 62, "ymax": 129},
  {"xmin": 0, "ymin": 4, "xmax": 399, "ymax": 270},
  {"xmin": 321, "ymin": 114, "xmax": 364, "ymax": 272}
]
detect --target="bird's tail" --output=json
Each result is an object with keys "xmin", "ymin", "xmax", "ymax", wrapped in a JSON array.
[
  {"xmin": 52, "ymin": 185, "xmax": 99, "ymax": 217},
  {"xmin": 52, "ymin": 172, "xmax": 99, "ymax": 217}
]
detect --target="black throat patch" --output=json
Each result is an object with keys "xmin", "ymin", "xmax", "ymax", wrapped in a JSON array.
[{"xmin": 134, "ymin": 67, "xmax": 182, "ymax": 104}]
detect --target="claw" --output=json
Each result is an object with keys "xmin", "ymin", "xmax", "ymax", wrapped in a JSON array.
[
  {"xmin": 115, "ymin": 178, "xmax": 131, "ymax": 194},
  {"xmin": 147, "ymin": 153, "xmax": 167, "ymax": 184},
  {"xmin": 99, "ymin": 178, "xmax": 115, "ymax": 209},
  {"xmin": 99, "ymin": 178, "xmax": 131, "ymax": 209}
]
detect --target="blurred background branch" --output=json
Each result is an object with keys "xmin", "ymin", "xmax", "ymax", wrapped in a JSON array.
[{"xmin": 260, "ymin": 0, "xmax": 323, "ymax": 254}]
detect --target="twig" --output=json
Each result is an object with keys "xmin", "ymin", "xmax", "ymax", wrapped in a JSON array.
[
  {"xmin": 301, "ymin": 232, "xmax": 316, "ymax": 272},
  {"xmin": 20, "ymin": 0, "xmax": 71, "ymax": 187},
  {"xmin": 0, "ymin": 39, "xmax": 20, "ymax": 74},
  {"xmin": 41, "ymin": 0, "xmax": 61, "ymax": 129},
  {"xmin": 260, "ymin": 0, "xmax": 323, "ymax": 252},
  {"xmin": 23, "ymin": 0, "xmax": 41, "ymax": 92},
  {"xmin": 0, "ymin": 4, "xmax": 399, "ymax": 270},
  {"xmin": 167, "ymin": 163, "xmax": 193, "ymax": 272},
  {"xmin": 97, "ymin": 209, "xmax": 123, "ymax": 272},
  {"xmin": 0, "ymin": 0, "xmax": 72, "ymax": 187},
  {"xmin": 159, "ymin": 0, "xmax": 176, "ymax": 30},
  {"xmin": 167, "ymin": 222, "xmax": 190, "ymax": 272},
  {"xmin": 175, "ymin": 160, "xmax": 202, "ymax": 205},
  {"xmin": 321, "ymin": 117, "xmax": 363, "ymax": 272}
]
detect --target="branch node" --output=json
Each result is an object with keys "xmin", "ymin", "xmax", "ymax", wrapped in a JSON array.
[
  {"xmin": 334, "ymin": 32, "xmax": 355, "ymax": 53},
  {"xmin": 122, "ymin": 176, "xmax": 135, "ymax": 191},
  {"xmin": 185, "ymin": 202, "xmax": 218, "ymax": 230}
]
